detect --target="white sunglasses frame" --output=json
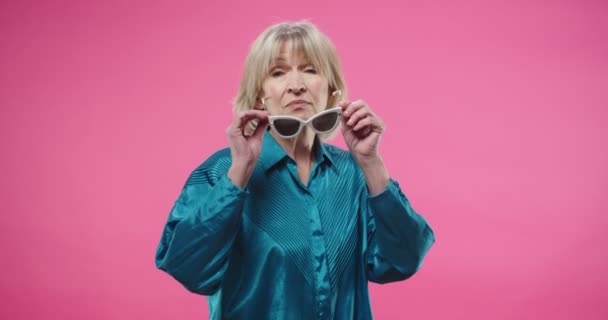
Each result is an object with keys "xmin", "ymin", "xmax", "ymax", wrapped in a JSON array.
[{"xmin": 268, "ymin": 107, "xmax": 343, "ymax": 138}]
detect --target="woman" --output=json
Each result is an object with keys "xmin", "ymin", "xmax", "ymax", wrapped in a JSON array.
[{"xmin": 155, "ymin": 21, "xmax": 435, "ymax": 320}]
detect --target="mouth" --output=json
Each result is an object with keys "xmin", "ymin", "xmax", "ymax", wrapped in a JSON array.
[{"xmin": 285, "ymin": 100, "xmax": 311, "ymax": 109}]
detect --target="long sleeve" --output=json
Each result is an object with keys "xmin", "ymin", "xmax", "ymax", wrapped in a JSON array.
[
  {"xmin": 363, "ymin": 179, "xmax": 435, "ymax": 284},
  {"xmin": 155, "ymin": 150, "xmax": 248, "ymax": 295}
]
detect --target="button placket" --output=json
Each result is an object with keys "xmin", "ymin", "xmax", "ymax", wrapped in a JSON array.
[{"xmin": 308, "ymin": 194, "xmax": 331, "ymax": 320}]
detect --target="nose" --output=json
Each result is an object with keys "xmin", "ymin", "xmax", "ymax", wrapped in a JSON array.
[{"xmin": 287, "ymin": 73, "xmax": 306, "ymax": 94}]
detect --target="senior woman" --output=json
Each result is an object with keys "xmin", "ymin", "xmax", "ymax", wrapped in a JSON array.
[{"xmin": 155, "ymin": 21, "xmax": 435, "ymax": 320}]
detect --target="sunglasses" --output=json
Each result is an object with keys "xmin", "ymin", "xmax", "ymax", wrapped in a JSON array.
[{"xmin": 268, "ymin": 107, "xmax": 342, "ymax": 138}]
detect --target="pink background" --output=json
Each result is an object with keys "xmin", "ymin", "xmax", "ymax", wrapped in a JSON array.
[{"xmin": 1, "ymin": 0, "xmax": 607, "ymax": 319}]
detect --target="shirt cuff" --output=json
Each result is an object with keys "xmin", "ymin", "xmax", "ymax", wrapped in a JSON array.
[
  {"xmin": 368, "ymin": 179, "xmax": 404, "ymax": 201},
  {"xmin": 219, "ymin": 174, "xmax": 251, "ymax": 196}
]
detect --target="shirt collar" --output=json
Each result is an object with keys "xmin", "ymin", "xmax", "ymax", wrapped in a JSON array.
[{"xmin": 259, "ymin": 130, "xmax": 336, "ymax": 172}]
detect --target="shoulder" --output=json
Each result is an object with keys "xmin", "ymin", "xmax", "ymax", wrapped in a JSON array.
[
  {"xmin": 185, "ymin": 148, "xmax": 232, "ymax": 186},
  {"xmin": 203, "ymin": 147, "xmax": 233, "ymax": 168}
]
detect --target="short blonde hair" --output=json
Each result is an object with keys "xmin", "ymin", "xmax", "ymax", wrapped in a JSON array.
[{"xmin": 233, "ymin": 21, "xmax": 347, "ymax": 113}]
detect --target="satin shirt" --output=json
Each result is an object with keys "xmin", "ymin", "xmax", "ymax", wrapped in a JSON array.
[{"xmin": 155, "ymin": 131, "xmax": 435, "ymax": 319}]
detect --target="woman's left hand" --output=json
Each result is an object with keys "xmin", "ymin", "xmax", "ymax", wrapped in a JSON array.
[{"xmin": 339, "ymin": 100, "xmax": 385, "ymax": 163}]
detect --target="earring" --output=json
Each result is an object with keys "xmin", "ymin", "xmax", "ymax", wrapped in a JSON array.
[
  {"xmin": 330, "ymin": 90, "xmax": 343, "ymax": 106},
  {"xmin": 260, "ymin": 97, "xmax": 268, "ymax": 110}
]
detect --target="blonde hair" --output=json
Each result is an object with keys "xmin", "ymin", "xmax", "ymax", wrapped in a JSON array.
[{"xmin": 233, "ymin": 21, "xmax": 347, "ymax": 114}]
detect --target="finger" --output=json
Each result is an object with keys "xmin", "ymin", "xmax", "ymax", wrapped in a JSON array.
[
  {"xmin": 251, "ymin": 117, "xmax": 270, "ymax": 139},
  {"xmin": 358, "ymin": 126, "xmax": 373, "ymax": 138},
  {"xmin": 340, "ymin": 113, "xmax": 352, "ymax": 132},
  {"xmin": 235, "ymin": 110, "xmax": 269, "ymax": 129},
  {"xmin": 231, "ymin": 111, "xmax": 248, "ymax": 129},
  {"xmin": 342, "ymin": 100, "xmax": 366, "ymax": 119},
  {"xmin": 352, "ymin": 115, "xmax": 374, "ymax": 132},
  {"xmin": 243, "ymin": 118, "xmax": 259, "ymax": 137},
  {"xmin": 346, "ymin": 106, "xmax": 370, "ymax": 127},
  {"xmin": 229, "ymin": 111, "xmax": 268, "ymax": 137},
  {"xmin": 242, "ymin": 115, "xmax": 269, "ymax": 137},
  {"xmin": 338, "ymin": 100, "xmax": 351, "ymax": 111}
]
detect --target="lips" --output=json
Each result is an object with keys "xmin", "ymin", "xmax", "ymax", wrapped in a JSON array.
[{"xmin": 285, "ymin": 100, "xmax": 311, "ymax": 108}]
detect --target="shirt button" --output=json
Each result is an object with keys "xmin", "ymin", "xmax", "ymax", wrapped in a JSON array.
[{"xmin": 318, "ymin": 311, "xmax": 324, "ymax": 318}]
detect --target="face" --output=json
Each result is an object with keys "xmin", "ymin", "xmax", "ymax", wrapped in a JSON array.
[{"xmin": 260, "ymin": 43, "xmax": 329, "ymax": 120}]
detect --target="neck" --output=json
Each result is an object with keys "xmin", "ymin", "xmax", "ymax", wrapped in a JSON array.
[{"xmin": 271, "ymin": 127, "xmax": 316, "ymax": 166}]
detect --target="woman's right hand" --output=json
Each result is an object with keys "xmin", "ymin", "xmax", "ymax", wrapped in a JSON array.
[{"xmin": 226, "ymin": 110, "xmax": 269, "ymax": 188}]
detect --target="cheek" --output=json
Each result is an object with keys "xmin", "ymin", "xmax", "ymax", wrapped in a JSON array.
[
  {"xmin": 262, "ymin": 80, "xmax": 282, "ymax": 96},
  {"xmin": 262, "ymin": 81, "xmax": 276, "ymax": 97},
  {"xmin": 261, "ymin": 80, "xmax": 286, "ymax": 112},
  {"xmin": 307, "ymin": 76, "xmax": 326, "ymax": 91},
  {"xmin": 308, "ymin": 79, "xmax": 329, "ymax": 104}
]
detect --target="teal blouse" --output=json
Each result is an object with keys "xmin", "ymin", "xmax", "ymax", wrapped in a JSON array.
[{"xmin": 155, "ymin": 131, "xmax": 435, "ymax": 319}]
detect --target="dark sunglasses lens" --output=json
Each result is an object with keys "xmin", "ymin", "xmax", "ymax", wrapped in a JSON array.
[
  {"xmin": 273, "ymin": 119, "xmax": 301, "ymax": 136},
  {"xmin": 312, "ymin": 112, "xmax": 339, "ymax": 132}
]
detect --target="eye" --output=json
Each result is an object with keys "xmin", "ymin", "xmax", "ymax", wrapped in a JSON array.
[
  {"xmin": 270, "ymin": 68, "xmax": 285, "ymax": 77},
  {"xmin": 304, "ymin": 66, "xmax": 317, "ymax": 74}
]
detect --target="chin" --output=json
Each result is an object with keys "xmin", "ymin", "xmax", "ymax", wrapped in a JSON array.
[{"xmin": 287, "ymin": 106, "xmax": 315, "ymax": 119}]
